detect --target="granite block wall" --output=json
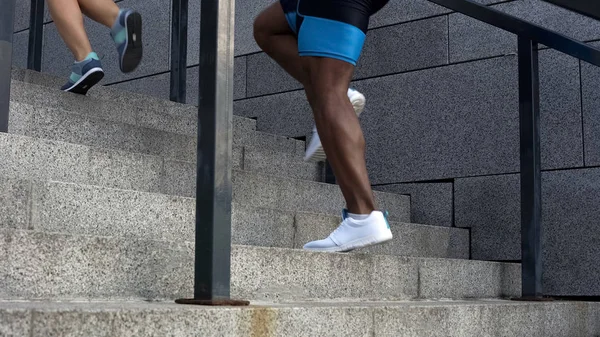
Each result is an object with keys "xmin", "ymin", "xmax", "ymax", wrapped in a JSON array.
[{"xmin": 11, "ymin": 0, "xmax": 600, "ymax": 295}]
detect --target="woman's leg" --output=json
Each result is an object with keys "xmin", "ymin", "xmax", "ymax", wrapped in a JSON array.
[
  {"xmin": 46, "ymin": 0, "xmax": 92, "ymax": 61},
  {"xmin": 77, "ymin": 0, "xmax": 120, "ymax": 28}
]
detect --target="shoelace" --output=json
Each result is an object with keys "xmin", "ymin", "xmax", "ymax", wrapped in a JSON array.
[{"xmin": 328, "ymin": 219, "xmax": 349, "ymax": 239}]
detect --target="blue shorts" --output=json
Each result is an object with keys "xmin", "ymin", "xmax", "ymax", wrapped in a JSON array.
[{"xmin": 280, "ymin": 0, "xmax": 389, "ymax": 66}]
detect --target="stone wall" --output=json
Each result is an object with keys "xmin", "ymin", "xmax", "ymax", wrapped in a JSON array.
[{"xmin": 12, "ymin": 0, "xmax": 600, "ymax": 296}]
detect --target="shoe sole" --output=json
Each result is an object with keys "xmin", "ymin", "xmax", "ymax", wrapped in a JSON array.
[
  {"xmin": 63, "ymin": 68, "xmax": 105, "ymax": 95},
  {"xmin": 121, "ymin": 11, "xmax": 143, "ymax": 73},
  {"xmin": 303, "ymin": 230, "xmax": 393, "ymax": 253},
  {"xmin": 304, "ymin": 92, "xmax": 366, "ymax": 162}
]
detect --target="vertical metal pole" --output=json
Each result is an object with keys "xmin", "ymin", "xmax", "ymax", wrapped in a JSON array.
[
  {"xmin": 518, "ymin": 37, "xmax": 543, "ymax": 299},
  {"xmin": 170, "ymin": 0, "xmax": 188, "ymax": 103},
  {"xmin": 193, "ymin": 0, "xmax": 238, "ymax": 302},
  {"xmin": 0, "ymin": 0, "xmax": 17, "ymax": 133},
  {"xmin": 27, "ymin": 0, "xmax": 44, "ymax": 71}
]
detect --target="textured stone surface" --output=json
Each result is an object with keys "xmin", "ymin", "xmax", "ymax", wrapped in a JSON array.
[
  {"xmin": 369, "ymin": 0, "xmax": 503, "ymax": 29},
  {"xmin": 455, "ymin": 174, "xmax": 521, "ymax": 261},
  {"xmin": 241, "ymin": 146, "xmax": 323, "ymax": 182},
  {"xmin": 233, "ymin": 170, "xmax": 410, "ymax": 222},
  {"xmin": 0, "ymin": 132, "xmax": 165, "ymax": 194},
  {"xmin": 449, "ymin": 0, "xmax": 600, "ymax": 62},
  {"xmin": 234, "ymin": 89, "xmax": 313, "ymax": 138},
  {"xmin": 3, "ymin": 300, "xmax": 598, "ymax": 337},
  {"xmin": 582, "ymin": 46, "xmax": 600, "ymax": 166},
  {"xmin": 0, "ymin": 132, "xmax": 313, "ymax": 199},
  {"xmin": 107, "ymin": 56, "xmax": 247, "ymax": 104},
  {"xmin": 375, "ymin": 182, "xmax": 453, "ymax": 227},
  {"xmin": 0, "ymin": 177, "xmax": 30, "ymax": 230},
  {"xmin": 232, "ymin": 246, "xmax": 418, "ymax": 301},
  {"xmin": 8, "ymin": 100, "xmax": 302, "ymax": 162},
  {"xmin": 0, "ymin": 165, "xmax": 460, "ymax": 256},
  {"xmin": 40, "ymin": 0, "xmax": 171, "ymax": 84},
  {"xmin": 541, "ymin": 169, "xmax": 600, "ymax": 296},
  {"xmin": 0, "ymin": 229, "xmax": 195, "ymax": 300},
  {"xmin": 12, "ymin": 0, "xmax": 52, "ymax": 33},
  {"xmin": 353, "ymin": 52, "xmax": 581, "ymax": 183},
  {"xmin": 12, "ymin": 71, "xmax": 256, "ymax": 134},
  {"xmin": 11, "ymin": 30, "xmax": 28, "ymax": 69},
  {"xmin": 418, "ymin": 259, "xmax": 521, "ymax": 299},
  {"xmin": 355, "ymin": 16, "xmax": 449, "ymax": 79},
  {"xmin": 246, "ymin": 53, "xmax": 300, "ymax": 97},
  {"xmin": 373, "ymin": 301, "xmax": 600, "ymax": 337},
  {"xmin": 354, "ymin": 56, "xmax": 519, "ymax": 183},
  {"xmin": 10, "ymin": 102, "xmax": 197, "ymax": 161},
  {"xmin": 293, "ymin": 212, "xmax": 469, "ymax": 258},
  {"xmin": 0, "ymin": 308, "xmax": 30, "ymax": 337},
  {"xmin": 10, "ymin": 81, "xmax": 196, "ymax": 137},
  {"xmin": 0, "ymin": 229, "xmax": 516, "ymax": 301},
  {"xmin": 455, "ymin": 168, "xmax": 600, "ymax": 296},
  {"xmin": 537, "ymin": 49, "xmax": 584, "ymax": 169},
  {"xmin": 231, "ymin": 204, "xmax": 296, "ymax": 248},
  {"xmin": 29, "ymin": 181, "xmax": 195, "ymax": 243}
]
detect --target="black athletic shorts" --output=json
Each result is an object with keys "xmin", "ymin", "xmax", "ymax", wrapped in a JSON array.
[{"xmin": 280, "ymin": 0, "xmax": 389, "ymax": 65}]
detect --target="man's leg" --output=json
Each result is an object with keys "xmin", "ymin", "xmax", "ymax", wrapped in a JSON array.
[
  {"xmin": 254, "ymin": 2, "xmax": 315, "ymax": 103},
  {"xmin": 254, "ymin": 2, "xmax": 366, "ymax": 162},
  {"xmin": 305, "ymin": 57, "xmax": 375, "ymax": 214}
]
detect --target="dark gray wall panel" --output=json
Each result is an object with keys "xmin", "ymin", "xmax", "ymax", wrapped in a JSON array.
[
  {"xmin": 449, "ymin": 0, "xmax": 600, "ymax": 63},
  {"xmin": 581, "ymin": 44, "xmax": 600, "ymax": 167},
  {"xmin": 109, "ymin": 56, "xmax": 247, "ymax": 102},
  {"xmin": 376, "ymin": 182, "xmax": 453, "ymax": 227},
  {"xmin": 455, "ymin": 168, "xmax": 600, "ymax": 296}
]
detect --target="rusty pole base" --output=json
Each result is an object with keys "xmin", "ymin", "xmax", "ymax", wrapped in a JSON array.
[
  {"xmin": 175, "ymin": 298, "xmax": 250, "ymax": 306},
  {"xmin": 510, "ymin": 296, "xmax": 554, "ymax": 302}
]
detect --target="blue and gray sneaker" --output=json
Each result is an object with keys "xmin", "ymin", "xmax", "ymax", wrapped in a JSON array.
[
  {"xmin": 61, "ymin": 52, "xmax": 104, "ymax": 95},
  {"xmin": 111, "ymin": 9, "xmax": 143, "ymax": 73}
]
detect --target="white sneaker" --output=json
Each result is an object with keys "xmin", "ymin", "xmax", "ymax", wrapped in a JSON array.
[
  {"xmin": 304, "ymin": 88, "xmax": 366, "ymax": 162},
  {"xmin": 303, "ymin": 210, "xmax": 393, "ymax": 252}
]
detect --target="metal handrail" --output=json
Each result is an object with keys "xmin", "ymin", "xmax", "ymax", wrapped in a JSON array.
[{"xmin": 429, "ymin": 0, "xmax": 600, "ymax": 299}]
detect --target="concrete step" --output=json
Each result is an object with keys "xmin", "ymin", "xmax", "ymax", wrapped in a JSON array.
[
  {"xmin": 0, "ymin": 229, "xmax": 519, "ymax": 301},
  {"xmin": 9, "ymin": 79, "xmax": 257, "ymax": 138},
  {"xmin": 1, "ymin": 300, "xmax": 598, "ymax": 337},
  {"xmin": 12, "ymin": 68, "xmax": 201, "ymax": 121},
  {"xmin": 8, "ymin": 101, "xmax": 305, "ymax": 162},
  {"xmin": 0, "ymin": 175, "xmax": 412, "ymax": 242},
  {"xmin": 0, "ymin": 133, "xmax": 323, "ymax": 198},
  {"xmin": 0, "ymin": 166, "xmax": 463, "ymax": 255},
  {"xmin": 0, "ymin": 133, "xmax": 403, "ymax": 216}
]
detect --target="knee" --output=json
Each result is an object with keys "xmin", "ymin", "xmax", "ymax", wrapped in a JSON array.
[{"xmin": 312, "ymin": 86, "xmax": 348, "ymax": 112}]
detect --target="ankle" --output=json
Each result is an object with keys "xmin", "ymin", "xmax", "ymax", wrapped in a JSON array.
[
  {"xmin": 74, "ymin": 50, "xmax": 93, "ymax": 62},
  {"xmin": 110, "ymin": 9, "xmax": 123, "ymax": 30}
]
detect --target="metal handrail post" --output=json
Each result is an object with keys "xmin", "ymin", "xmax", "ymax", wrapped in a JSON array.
[
  {"xmin": 175, "ymin": 0, "xmax": 248, "ymax": 306},
  {"xmin": 170, "ymin": 0, "xmax": 188, "ymax": 103},
  {"xmin": 517, "ymin": 37, "xmax": 544, "ymax": 299},
  {"xmin": 0, "ymin": 0, "xmax": 17, "ymax": 133},
  {"xmin": 27, "ymin": 0, "xmax": 44, "ymax": 71}
]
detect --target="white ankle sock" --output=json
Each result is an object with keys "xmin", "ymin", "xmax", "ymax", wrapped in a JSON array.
[{"xmin": 348, "ymin": 212, "xmax": 370, "ymax": 221}]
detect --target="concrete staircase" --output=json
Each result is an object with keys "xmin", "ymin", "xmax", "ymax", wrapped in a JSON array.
[{"xmin": 0, "ymin": 69, "xmax": 598, "ymax": 336}]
